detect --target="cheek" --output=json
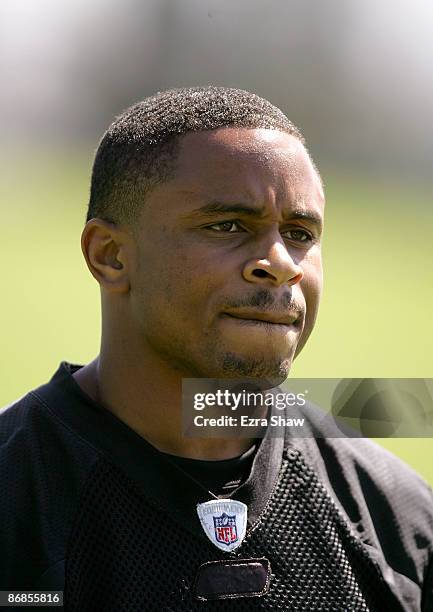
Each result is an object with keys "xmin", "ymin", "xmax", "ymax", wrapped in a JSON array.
[
  {"xmin": 131, "ymin": 240, "xmax": 218, "ymax": 328},
  {"xmin": 300, "ymin": 254, "xmax": 323, "ymax": 326},
  {"xmin": 134, "ymin": 230, "xmax": 184, "ymax": 293},
  {"xmin": 136, "ymin": 260, "xmax": 190, "ymax": 317},
  {"xmin": 293, "ymin": 258, "xmax": 322, "ymax": 359}
]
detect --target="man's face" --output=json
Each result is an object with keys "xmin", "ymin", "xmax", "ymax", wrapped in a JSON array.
[{"xmin": 129, "ymin": 127, "xmax": 324, "ymax": 383}]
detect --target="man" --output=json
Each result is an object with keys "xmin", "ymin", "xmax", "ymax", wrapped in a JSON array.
[{"xmin": 1, "ymin": 87, "xmax": 432, "ymax": 611}]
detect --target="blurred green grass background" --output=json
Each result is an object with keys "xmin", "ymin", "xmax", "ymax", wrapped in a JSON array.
[{"xmin": 1, "ymin": 152, "xmax": 432, "ymax": 484}]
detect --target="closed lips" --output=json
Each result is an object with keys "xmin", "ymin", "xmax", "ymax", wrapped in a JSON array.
[{"xmin": 222, "ymin": 311, "xmax": 300, "ymax": 326}]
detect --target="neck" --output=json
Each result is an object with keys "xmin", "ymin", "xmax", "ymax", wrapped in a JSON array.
[{"xmin": 73, "ymin": 339, "xmax": 257, "ymax": 461}]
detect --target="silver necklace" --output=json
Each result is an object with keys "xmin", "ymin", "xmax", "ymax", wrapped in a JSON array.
[{"xmin": 162, "ymin": 452, "xmax": 249, "ymax": 552}]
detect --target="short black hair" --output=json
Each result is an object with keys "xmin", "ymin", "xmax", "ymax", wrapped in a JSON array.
[{"xmin": 86, "ymin": 86, "xmax": 311, "ymax": 225}]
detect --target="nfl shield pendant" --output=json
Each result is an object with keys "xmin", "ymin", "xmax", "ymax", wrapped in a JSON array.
[{"xmin": 197, "ymin": 499, "xmax": 248, "ymax": 552}]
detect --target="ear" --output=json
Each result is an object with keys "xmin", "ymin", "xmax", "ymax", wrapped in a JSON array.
[{"xmin": 81, "ymin": 219, "xmax": 132, "ymax": 293}]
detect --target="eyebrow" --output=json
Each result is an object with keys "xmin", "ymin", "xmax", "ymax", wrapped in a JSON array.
[{"xmin": 187, "ymin": 201, "xmax": 323, "ymax": 228}]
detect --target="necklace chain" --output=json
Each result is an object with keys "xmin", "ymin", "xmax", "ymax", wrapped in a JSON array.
[{"xmin": 161, "ymin": 454, "xmax": 220, "ymax": 500}]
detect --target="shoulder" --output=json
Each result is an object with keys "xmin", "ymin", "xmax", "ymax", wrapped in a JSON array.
[
  {"xmin": 0, "ymin": 387, "xmax": 101, "ymax": 590},
  {"xmin": 312, "ymin": 434, "xmax": 433, "ymax": 515},
  {"xmin": 0, "ymin": 386, "xmax": 100, "ymax": 470},
  {"xmin": 293, "ymin": 431, "xmax": 433, "ymax": 590},
  {"xmin": 0, "ymin": 391, "xmax": 52, "ymax": 467},
  {"xmin": 288, "ymin": 399, "xmax": 433, "ymax": 530}
]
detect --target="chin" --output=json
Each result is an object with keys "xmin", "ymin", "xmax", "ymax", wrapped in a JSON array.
[{"xmin": 219, "ymin": 352, "xmax": 292, "ymax": 387}]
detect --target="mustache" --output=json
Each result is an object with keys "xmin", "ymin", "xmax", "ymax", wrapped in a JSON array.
[{"xmin": 222, "ymin": 289, "xmax": 304, "ymax": 314}]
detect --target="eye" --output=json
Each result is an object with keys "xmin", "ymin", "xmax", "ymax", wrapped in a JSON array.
[
  {"xmin": 207, "ymin": 221, "xmax": 243, "ymax": 233},
  {"xmin": 282, "ymin": 228, "xmax": 312, "ymax": 243}
]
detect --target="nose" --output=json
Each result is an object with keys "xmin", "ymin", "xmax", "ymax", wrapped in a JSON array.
[{"xmin": 242, "ymin": 241, "xmax": 304, "ymax": 287}]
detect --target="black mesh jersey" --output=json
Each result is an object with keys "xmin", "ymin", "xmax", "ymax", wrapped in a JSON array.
[{"xmin": 1, "ymin": 362, "xmax": 433, "ymax": 611}]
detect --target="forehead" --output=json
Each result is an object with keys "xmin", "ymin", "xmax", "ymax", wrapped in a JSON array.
[{"xmin": 170, "ymin": 127, "xmax": 324, "ymax": 207}]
